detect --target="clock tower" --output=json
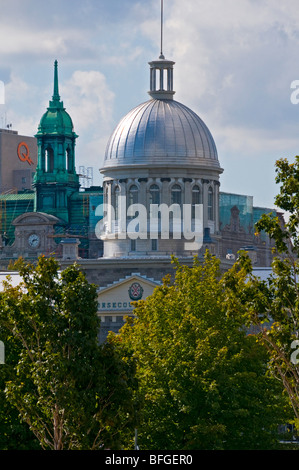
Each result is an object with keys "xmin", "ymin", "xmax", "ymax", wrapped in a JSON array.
[
  {"xmin": 3, "ymin": 211, "xmax": 60, "ymax": 258},
  {"xmin": 33, "ymin": 60, "xmax": 80, "ymax": 223}
]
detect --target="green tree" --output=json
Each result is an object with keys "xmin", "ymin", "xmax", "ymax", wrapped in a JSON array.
[
  {"xmin": 0, "ymin": 256, "xmax": 135, "ymax": 450},
  {"xmin": 111, "ymin": 253, "xmax": 289, "ymax": 450},
  {"xmin": 0, "ymin": 326, "xmax": 40, "ymax": 450},
  {"xmin": 236, "ymin": 155, "xmax": 299, "ymax": 433}
]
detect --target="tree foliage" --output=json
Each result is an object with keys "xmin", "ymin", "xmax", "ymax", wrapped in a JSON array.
[
  {"xmin": 0, "ymin": 256, "xmax": 135, "ymax": 450},
  {"xmin": 111, "ymin": 252, "xmax": 289, "ymax": 450},
  {"xmin": 236, "ymin": 156, "xmax": 299, "ymax": 432},
  {"xmin": 0, "ymin": 322, "xmax": 40, "ymax": 450}
]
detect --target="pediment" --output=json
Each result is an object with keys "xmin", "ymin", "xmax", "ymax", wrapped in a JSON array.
[
  {"xmin": 13, "ymin": 212, "xmax": 62, "ymax": 227},
  {"xmin": 97, "ymin": 273, "xmax": 161, "ymax": 313}
]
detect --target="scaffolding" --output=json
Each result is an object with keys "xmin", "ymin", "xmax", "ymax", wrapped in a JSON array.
[
  {"xmin": 0, "ymin": 199, "xmax": 6, "ymax": 233},
  {"xmin": 79, "ymin": 166, "xmax": 93, "ymax": 189}
]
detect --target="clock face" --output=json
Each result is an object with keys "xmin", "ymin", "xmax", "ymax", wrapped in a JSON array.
[{"xmin": 28, "ymin": 233, "xmax": 40, "ymax": 248}]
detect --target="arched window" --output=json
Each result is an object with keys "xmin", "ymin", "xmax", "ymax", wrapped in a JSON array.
[
  {"xmin": 45, "ymin": 146, "xmax": 54, "ymax": 173},
  {"xmin": 171, "ymin": 184, "xmax": 182, "ymax": 206},
  {"xmin": 208, "ymin": 187, "xmax": 214, "ymax": 220},
  {"xmin": 103, "ymin": 184, "xmax": 109, "ymax": 209},
  {"xmin": 127, "ymin": 184, "xmax": 138, "ymax": 221},
  {"xmin": 192, "ymin": 185, "xmax": 201, "ymax": 219},
  {"xmin": 66, "ymin": 146, "xmax": 73, "ymax": 173},
  {"xmin": 114, "ymin": 185, "xmax": 120, "ymax": 221},
  {"xmin": 149, "ymin": 184, "xmax": 160, "ymax": 205},
  {"xmin": 128, "ymin": 184, "xmax": 138, "ymax": 206}
]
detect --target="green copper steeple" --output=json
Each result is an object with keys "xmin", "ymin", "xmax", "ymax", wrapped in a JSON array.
[
  {"xmin": 33, "ymin": 60, "xmax": 80, "ymax": 223},
  {"xmin": 52, "ymin": 59, "xmax": 60, "ymax": 102},
  {"xmin": 36, "ymin": 60, "xmax": 76, "ymax": 137}
]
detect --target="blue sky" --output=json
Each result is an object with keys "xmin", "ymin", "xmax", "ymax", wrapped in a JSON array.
[{"xmin": 1, "ymin": 0, "xmax": 299, "ymax": 209}]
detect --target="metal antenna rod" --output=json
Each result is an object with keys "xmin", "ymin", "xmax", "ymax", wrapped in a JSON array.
[{"xmin": 160, "ymin": 0, "xmax": 164, "ymax": 58}]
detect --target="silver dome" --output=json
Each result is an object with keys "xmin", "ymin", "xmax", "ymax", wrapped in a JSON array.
[{"xmin": 103, "ymin": 99, "xmax": 220, "ymax": 170}]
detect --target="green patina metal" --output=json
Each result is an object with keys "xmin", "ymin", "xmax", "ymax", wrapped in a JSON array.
[
  {"xmin": 36, "ymin": 60, "xmax": 76, "ymax": 138},
  {"xmin": 33, "ymin": 60, "xmax": 80, "ymax": 223}
]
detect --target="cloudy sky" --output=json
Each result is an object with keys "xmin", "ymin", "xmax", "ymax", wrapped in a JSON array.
[{"xmin": 1, "ymin": 0, "xmax": 299, "ymax": 208}]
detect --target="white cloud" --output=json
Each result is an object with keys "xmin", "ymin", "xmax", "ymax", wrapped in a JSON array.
[
  {"xmin": 3, "ymin": 73, "xmax": 42, "ymax": 135},
  {"xmin": 61, "ymin": 70, "xmax": 115, "ymax": 129},
  {"xmin": 0, "ymin": 25, "xmax": 75, "ymax": 57},
  {"xmin": 5, "ymin": 73, "xmax": 30, "ymax": 101},
  {"xmin": 160, "ymin": 1, "xmax": 299, "ymax": 120},
  {"xmin": 60, "ymin": 70, "xmax": 115, "ymax": 182}
]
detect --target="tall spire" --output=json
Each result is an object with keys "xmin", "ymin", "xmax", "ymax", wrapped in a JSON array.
[{"xmin": 52, "ymin": 60, "xmax": 60, "ymax": 102}]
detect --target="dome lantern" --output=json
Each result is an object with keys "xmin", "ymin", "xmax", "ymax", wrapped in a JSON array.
[{"xmin": 148, "ymin": 57, "xmax": 175, "ymax": 100}]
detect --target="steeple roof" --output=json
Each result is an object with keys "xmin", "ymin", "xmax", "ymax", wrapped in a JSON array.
[
  {"xmin": 52, "ymin": 59, "xmax": 60, "ymax": 103},
  {"xmin": 36, "ymin": 60, "xmax": 77, "ymax": 138}
]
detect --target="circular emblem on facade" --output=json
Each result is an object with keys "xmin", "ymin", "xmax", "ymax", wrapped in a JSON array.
[{"xmin": 128, "ymin": 282, "xmax": 144, "ymax": 301}]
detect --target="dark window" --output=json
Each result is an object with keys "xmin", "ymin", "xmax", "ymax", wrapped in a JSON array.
[
  {"xmin": 192, "ymin": 185, "xmax": 201, "ymax": 219},
  {"xmin": 149, "ymin": 184, "xmax": 160, "ymax": 205},
  {"xmin": 151, "ymin": 239, "xmax": 158, "ymax": 251},
  {"xmin": 208, "ymin": 187, "xmax": 214, "ymax": 220},
  {"xmin": 114, "ymin": 186, "xmax": 120, "ymax": 221},
  {"xmin": 46, "ymin": 146, "xmax": 54, "ymax": 173},
  {"xmin": 171, "ymin": 184, "xmax": 182, "ymax": 206}
]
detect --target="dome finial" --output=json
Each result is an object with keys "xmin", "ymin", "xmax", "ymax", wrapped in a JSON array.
[{"xmin": 159, "ymin": 0, "xmax": 165, "ymax": 59}]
